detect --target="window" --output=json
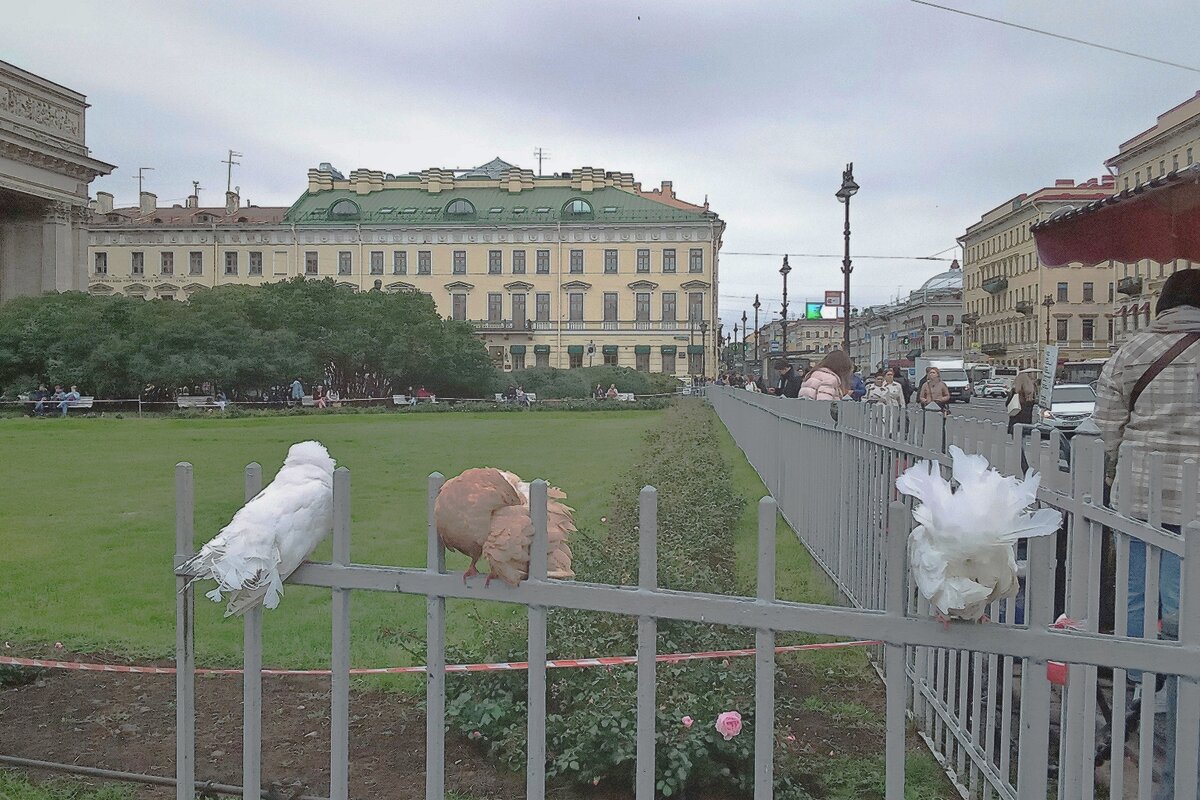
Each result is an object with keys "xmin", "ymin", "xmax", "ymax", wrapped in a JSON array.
[
  {"xmin": 946, "ymin": 335, "xmax": 955, "ymax": 350},
  {"xmin": 1082, "ymin": 282, "xmax": 1093, "ymax": 302},
  {"xmin": 224, "ymin": 251, "xmax": 238, "ymax": 276},
  {"xmin": 1136, "ymin": 171, "xmax": 1142, "ymax": 185},
  {"xmin": 536, "ymin": 293, "xmax": 550, "ymax": 321},
  {"xmin": 536, "ymin": 349, "xmax": 550, "ymax": 368},
  {"xmin": 1160, "ymin": 160, "xmax": 1166, "ymax": 176},
  {"xmin": 536, "ymin": 250, "xmax": 550, "ymax": 274},
  {"xmin": 662, "ymin": 292, "xmax": 677, "ymax": 323},
  {"xmin": 637, "ymin": 249, "xmax": 650, "ymax": 273},
  {"xmin": 931, "ymin": 314, "xmax": 940, "ymax": 326},
  {"xmin": 487, "ymin": 292, "xmax": 502, "ymax": 322},
  {"xmin": 249, "ymin": 251, "xmax": 263, "ymax": 276},
  {"xmin": 453, "ymin": 250, "xmax": 466, "ymax": 275},
  {"xmin": 947, "ymin": 314, "xmax": 954, "ymax": 325},
  {"xmin": 95, "ymin": 252, "xmax": 108, "ymax": 275},
  {"xmin": 394, "ymin": 251, "xmax": 407, "ymax": 275},
  {"xmin": 512, "ymin": 293, "xmax": 527, "ymax": 327},
  {"xmin": 305, "ymin": 251, "xmax": 318, "ymax": 276},
  {"xmin": 569, "ymin": 351, "xmax": 583, "ymax": 369},
  {"xmin": 452, "ymin": 294, "xmax": 467, "ymax": 321},
  {"xmin": 688, "ymin": 351, "xmax": 704, "ymax": 375},
  {"xmin": 569, "ymin": 293, "xmax": 584, "ymax": 321},
  {"xmin": 512, "ymin": 351, "xmax": 525, "ymax": 370},
  {"xmin": 603, "ymin": 348, "xmax": 618, "ymax": 367},
  {"xmin": 603, "ymin": 292, "xmax": 618, "ymax": 322},
  {"xmin": 689, "ymin": 248, "xmax": 703, "ymax": 273},
  {"xmin": 663, "ymin": 249, "xmax": 677, "ymax": 273},
  {"xmin": 370, "ymin": 251, "xmax": 384, "ymax": 275},
  {"xmin": 489, "ymin": 250, "xmax": 502, "ymax": 274},
  {"xmin": 1108, "ymin": 319, "xmax": 1115, "ymax": 341},
  {"xmin": 570, "ymin": 250, "xmax": 583, "ymax": 273},
  {"xmin": 338, "ymin": 251, "xmax": 351, "ymax": 275},
  {"xmin": 662, "ymin": 352, "xmax": 675, "ymax": 374},
  {"xmin": 160, "ymin": 294, "xmax": 175, "ymax": 301},
  {"xmin": 1057, "ymin": 282, "xmax": 1068, "ymax": 302},
  {"xmin": 636, "ymin": 350, "xmax": 650, "ymax": 372},
  {"xmin": 1082, "ymin": 318, "xmax": 1095, "ymax": 342},
  {"xmin": 328, "ymin": 199, "xmax": 359, "ymax": 218},
  {"xmin": 1056, "ymin": 318, "xmax": 1068, "ymax": 342},
  {"xmin": 418, "ymin": 251, "xmax": 431, "ymax": 275},
  {"xmin": 513, "ymin": 250, "xmax": 526, "ymax": 274},
  {"xmin": 636, "ymin": 292, "xmax": 650, "ymax": 322},
  {"xmin": 604, "ymin": 249, "xmax": 618, "ymax": 274},
  {"xmin": 1173, "ymin": 155, "xmax": 1180, "ymax": 171},
  {"xmin": 446, "ymin": 199, "xmax": 475, "ymax": 216},
  {"xmin": 931, "ymin": 336, "xmax": 940, "ymax": 350},
  {"xmin": 565, "ymin": 198, "xmax": 592, "ymax": 215},
  {"xmin": 189, "ymin": 251, "xmax": 203, "ymax": 275},
  {"xmin": 688, "ymin": 292, "xmax": 704, "ymax": 322}
]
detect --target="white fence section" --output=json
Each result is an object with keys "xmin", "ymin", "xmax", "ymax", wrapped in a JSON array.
[
  {"xmin": 172, "ymin": 390, "xmax": 1200, "ymax": 799},
  {"xmin": 709, "ymin": 386, "xmax": 1200, "ymax": 800}
]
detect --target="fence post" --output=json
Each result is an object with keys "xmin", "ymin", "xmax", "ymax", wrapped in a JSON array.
[
  {"xmin": 174, "ymin": 463, "xmax": 195, "ymax": 800},
  {"xmin": 330, "ymin": 467, "xmax": 351, "ymax": 800},
  {"xmin": 242, "ymin": 463, "xmax": 264, "ymax": 800},
  {"xmin": 526, "ymin": 480, "xmax": 549, "ymax": 800},
  {"xmin": 1174, "ymin": 517, "xmax": 1200, "ymax": 800},
  {"xmin": 1015, "ymin": 531, "xmax": 1055, "ymax": 799},
  {"xmin": 425, "ymin": 472, "xmax": 447, "ymax": 800},
  {"xmin": 755, "ymin": 497, "xmax": 777, "ymax": 800},
  {"xmin": 635, "ymin": 487, "xmax": 658, "ymax": 800},
  {"xmin": 884, "ymin": 501, "xmax": 909, "ymax": 800}
]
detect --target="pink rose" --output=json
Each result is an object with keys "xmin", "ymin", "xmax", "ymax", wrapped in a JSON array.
[
  {"xmin": 714, "ymin": 711, "xmax": 742, "ymax": 741},
  {"xmin": 681, "ymin": 716, "xmax": 693, "ymax": 728}
]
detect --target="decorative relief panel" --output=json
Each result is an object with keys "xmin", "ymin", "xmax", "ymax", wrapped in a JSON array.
[{"xmin": 0, "ymin": 83, "xmax": 82, "ymax": 140}]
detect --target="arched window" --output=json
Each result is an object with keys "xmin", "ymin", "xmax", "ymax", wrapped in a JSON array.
[
  {"xmin": 445, "ymin": 199, "xmax": 475, "ymax": 216},
  {"xmin": 564, "ymin": 198, "xmax": 593, "ymax": 215},
  {"xmin": 329, "ymin": 199, "xmax": 360, "ymax": 218}
]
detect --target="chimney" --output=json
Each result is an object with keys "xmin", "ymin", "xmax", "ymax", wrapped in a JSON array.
[
  {"xmin": 186, "ymin": 194, "xmax": 199, "ymax": 208},
  {"xmin": 660, "ymin": 180, "xmax": 674, "ymax": 199},
  {"xmin": 225, "ymin": 190, "xmax": 240, "ymax": 214},
  {"xmin": 95, "ymin": 191, "xmax": 114, "ymax": 214},
  {"xmin": 139, "ymin": 191, "xmax": 157, "ymax": 215}
]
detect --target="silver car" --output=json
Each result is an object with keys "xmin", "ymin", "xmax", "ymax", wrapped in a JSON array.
[{"xmin": 1036, "ymin": 384, "xmax": 1097, "ymax": 433}]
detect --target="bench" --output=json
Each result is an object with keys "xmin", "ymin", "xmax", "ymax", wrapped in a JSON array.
[
  {"xmin": 616, "ymin": 392, "xmax": 636, "ymax": 402},
  {"xmin": 495, "ymin": 393, "xmax": 538, "ymax": 404},
  {"xmin": 176, "ymin": 395, "xmax": 221, "ymax": 409},
  {"xmin": 393, "ymin": 394, "xmax": 437, "ymax": 405}
]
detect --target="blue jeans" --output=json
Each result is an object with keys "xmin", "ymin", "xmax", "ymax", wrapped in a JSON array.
[{"xmin": 1127, "ymin": 530, "xmax": 1191, "ymax": 799}]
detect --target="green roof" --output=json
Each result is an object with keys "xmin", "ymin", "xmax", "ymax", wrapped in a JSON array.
[{"xmin": 284, "ymin": 185, "xmax": 712, "ymax": 226}]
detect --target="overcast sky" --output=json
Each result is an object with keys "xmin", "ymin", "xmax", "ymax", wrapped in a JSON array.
[{"xmin": 5, "ymin": 1, "xmax": 1197, "ymax": 328}]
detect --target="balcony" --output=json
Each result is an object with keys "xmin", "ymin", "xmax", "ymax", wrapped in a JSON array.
[
  {"xmin": 982, "ymin": 276, "xmax": 1009, "ymax": 295},
  {"xmin": 1015, "ymin": 300, "xmax": 1035, "ymax": 315},
  {"xmin": 470, "ymin": 319, "xmax": 531, "ymax": 333},
  {"xmin": 960, "ymin": 312, "xmax": 979, "ymax": 325},
  {"xmin": 1117, "ymin": 276, "xmax": 1143, "ymax": 296},
  {"xmin": 981, "ymin": 342, "xmax": 1007, "ymax": 356}
]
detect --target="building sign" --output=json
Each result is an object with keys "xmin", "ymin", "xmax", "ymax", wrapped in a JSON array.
[
  {"xmin": 825, "ymin": 291, "xmax": 843, "ymax": 307},
  {"xmin": 1038, "ymin": 345, "xmax": 1058, "ymax": 408}
]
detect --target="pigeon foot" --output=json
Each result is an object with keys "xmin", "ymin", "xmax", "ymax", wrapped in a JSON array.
[{"xmin": 462, "ymin": 561, "xmax": 479, "ymax": 584}]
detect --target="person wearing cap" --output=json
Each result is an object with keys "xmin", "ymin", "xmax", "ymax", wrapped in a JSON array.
[{"xmin": 770, "ymin": 359, "xmax": 803, "ymax": 398}]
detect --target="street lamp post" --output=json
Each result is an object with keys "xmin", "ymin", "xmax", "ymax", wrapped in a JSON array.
[
  {"xmin": 1042, "ymin": 295, "xmax": 1056, "ymax": 345},
  {"xmin": 740, "ymin": 310, "xmax": 748, "ymax": 371},
  {"xmin": 588, "ymin": 338, "xmax": 595, "ymax": 367},
  {"xmin": 732, "ymin": 325, "xmax": 739, "ymax": 371},
  {"xmin": 700, "ymin": 320, "xmax": 709, "ymax": 377},
  {"xmin": 836, "ymin": 163, "xmax": 859, "ymax": 353},
  {"xmin": 752, "ymin": 294, "xmax": 761, "ymax": 370},
  {"xmin": 779, "ymin": 256, "xmax": 792, "ymax": 358}
]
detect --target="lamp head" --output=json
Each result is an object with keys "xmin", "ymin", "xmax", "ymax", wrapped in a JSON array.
[{"xmin": 837, "ymin": 162, "xmax": 859, "ymax": 202}]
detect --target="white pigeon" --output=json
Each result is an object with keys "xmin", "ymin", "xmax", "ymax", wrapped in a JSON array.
[
  {"xmin": 895, "ymin": 445, "xmax": 1061, "ymax": 622},
  {"xmin": 179, "ymin": 441, "xmax": 336, "ymax": 617}
]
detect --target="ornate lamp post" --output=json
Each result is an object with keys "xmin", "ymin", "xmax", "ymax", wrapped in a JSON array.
[
  {"xmin": 779, "ymin": 256, "xmax": 792, "ymax": 357},
  {"xmin": 740, "ymin": 310, "xmax": 748, "ymax": 371},
  {"xmin": 732, "ymin": 325, "xmax": 739, "ymax": 371},
  {"xmin": 700, "ymin": 320, "xmax": 709, "ymax": 376},
  {"xmin": 1042, "ymin": 295, "xmax": 1056, "ymax": 345},
  {"xmin": 752, "ymin": 294, "xmax": 761, "ymax": 369},
  {"xmin": 836, "ymin": 163, "xmax": 859, "ymax": 353}
]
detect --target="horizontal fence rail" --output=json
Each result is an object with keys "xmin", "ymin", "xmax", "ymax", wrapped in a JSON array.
[{"xmin": 708, "ymin": 386, "xmax": 1200, "ymax": 800}]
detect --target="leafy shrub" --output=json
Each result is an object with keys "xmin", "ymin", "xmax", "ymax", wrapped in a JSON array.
[{"xmin": 498, "ymin": 366, "xmax": 680, "ymax": 399}]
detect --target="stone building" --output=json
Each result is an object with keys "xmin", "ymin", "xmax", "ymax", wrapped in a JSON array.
[
  {"xmin": 87, "ymin": 159, "xmax": 724, "ymax": 376},
  {"xmin": 1104, "ymin": 91, "xmax": 1200, "ymax": 345},
  {"xmin": 960, "ymin": 179, "xmax": 1115, "ymax": 370},
  {"xmin": 0, "ymin": 60, "xmax": 113, "ymax": 300},
  {"xmin": 849, "ymin": 261, "xmax": 964, "ymax": 371}
]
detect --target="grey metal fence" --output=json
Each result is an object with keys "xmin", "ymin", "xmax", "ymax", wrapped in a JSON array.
[
  {"xmin": 172, "ymin": 394, "xmax": 1200, "ymax": 799},
  {"xmin": 708, "ymin": 386, "xmax": 1200, "ymax": 800}
]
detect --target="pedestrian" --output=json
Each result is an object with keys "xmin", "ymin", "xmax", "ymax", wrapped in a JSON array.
[
  {"xmin": 30, "ymin": 384, "xmax": 48, "ymax": 417},
  {"xmin": 315, "ymin": 385, "xmax": 327, "ymax": 409},
  {"xmin": 798, "ymin": 350, "xmax": 853, "ymax": 400},
  {"xmin": 606, "ymin": 383, "xmax": 619, "ymax": 400},
  {"xmin": 918, "ymin": 367, "xmax": 950, "ymax": 415},
  {"xmin": 290, "ymin": 378, "xmax": 304, "ymax": 408},
  {"xmin": 1094, "ymin": 269, "xmax": 1200, "ymax": 797},
  {"xmin": 878, "ymin": 369, "xmax": 905, "ymax": 408},
  {"xmin": 1006, "ymin": 368, "xmax": 1040, "ymax": 434},
  {"xmin": 769, "ymin": 359, "xmax": 803, "ymax": 397},
  {"xmin": 744, "ymin": 375, "xmax": 761, "ymax": 392},
  {"xmin": 895, "ymin": 369, "xmax": 914, "ymax": 405},
  {"xmin": 58, "ymin": 384, "xmax": 81, "ymax": 417},
  {"xmin": 865, "ymin": 372, "xmax": 887, "ymax": 404},
  {"xmin": 849, "ymin": 366, "xmax": 867, "ymax": 401},
  {"xmin": 594, "ymin": 383, "xmax": 605, "ymax": 400}
]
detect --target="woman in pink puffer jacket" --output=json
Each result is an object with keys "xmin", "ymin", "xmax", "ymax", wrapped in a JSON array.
[{"xmin": 798, "ymin": 350, "xmax": 852, "ymax": 400}]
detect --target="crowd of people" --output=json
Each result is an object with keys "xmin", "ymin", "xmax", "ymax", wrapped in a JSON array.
[{"xmin": 26, "ymin": 384, "xmax": 82, "ymax": 417}]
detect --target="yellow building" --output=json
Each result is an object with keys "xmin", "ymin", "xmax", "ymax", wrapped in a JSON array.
[
  {"xmin": 960, "ymin": 177, "xmax": 1116, "ymax": 370},
  {"xmin": 1104, "ymin": 91, "xmax": 1200, "ymax": 344},
  {"xmin": 87, "ymin": 159, "xmax": 724, "ymax": 376}
]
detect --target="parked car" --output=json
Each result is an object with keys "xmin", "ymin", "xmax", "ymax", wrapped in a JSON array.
[
  {"xmin": 1035, "ymin": 383, "xmax": 1097, "ymax": 433},
  {"xmin": 980, "ymin": 379, "xmax": 1010, "ymax": 399}
]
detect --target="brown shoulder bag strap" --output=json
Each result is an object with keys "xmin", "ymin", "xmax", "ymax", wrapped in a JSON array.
[{"xmin": 1128, "ymin": 332, "xmax": 1200, "ymax": 411}]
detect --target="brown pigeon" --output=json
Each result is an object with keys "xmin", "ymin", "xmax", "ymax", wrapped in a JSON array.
[{"xmin": 434, "ymin": 467, "xmax": 575, "ymax": 585}]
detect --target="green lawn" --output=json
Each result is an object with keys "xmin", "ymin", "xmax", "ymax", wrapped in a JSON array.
[{"xmin": 0, "ymin": 411, "xmax": 661, "ymax": 669}]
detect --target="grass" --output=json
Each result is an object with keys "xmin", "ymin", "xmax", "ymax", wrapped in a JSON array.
[
  {"xmin": 0, "ymin": 772, "xmax": 133, "ymax": 800},
  {"xmin": 0, "ymin": 411, "xmax": 661, "ymax": 670}
]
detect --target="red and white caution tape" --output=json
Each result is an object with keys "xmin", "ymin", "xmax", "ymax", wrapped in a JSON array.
[{"xmin": 0, "ymin": 639, "xmax": 879, "ymax": 677}]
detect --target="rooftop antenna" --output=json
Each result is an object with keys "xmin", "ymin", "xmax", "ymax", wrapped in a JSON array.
[
  {"xmin": 135, "ymin": 166, "xmax": 155, "ymax": 196},
  {"xmin": 221, "ymin": 149, "xmax": 243, "ymax": 193},
  {"xmin": 192, "ymin": 180, "xmax": 202, "ymax": 205},
  {"xmin": 533, "ymin": 147, "xmax": 550, "ymax": 177}
]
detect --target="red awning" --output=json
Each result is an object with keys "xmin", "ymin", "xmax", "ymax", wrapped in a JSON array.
[{"xmin": 1032, "ymin": 164, "xmax": 1200, "ymax": 266}]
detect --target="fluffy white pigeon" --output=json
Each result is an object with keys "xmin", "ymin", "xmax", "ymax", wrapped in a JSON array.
[
  {"xmin": 895, "ymin": 445, "xmax": 1061, "ymax": 622},
  {"xmin": 178, "ymin": 441, "xmax": 336, "ymax": 616}
]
